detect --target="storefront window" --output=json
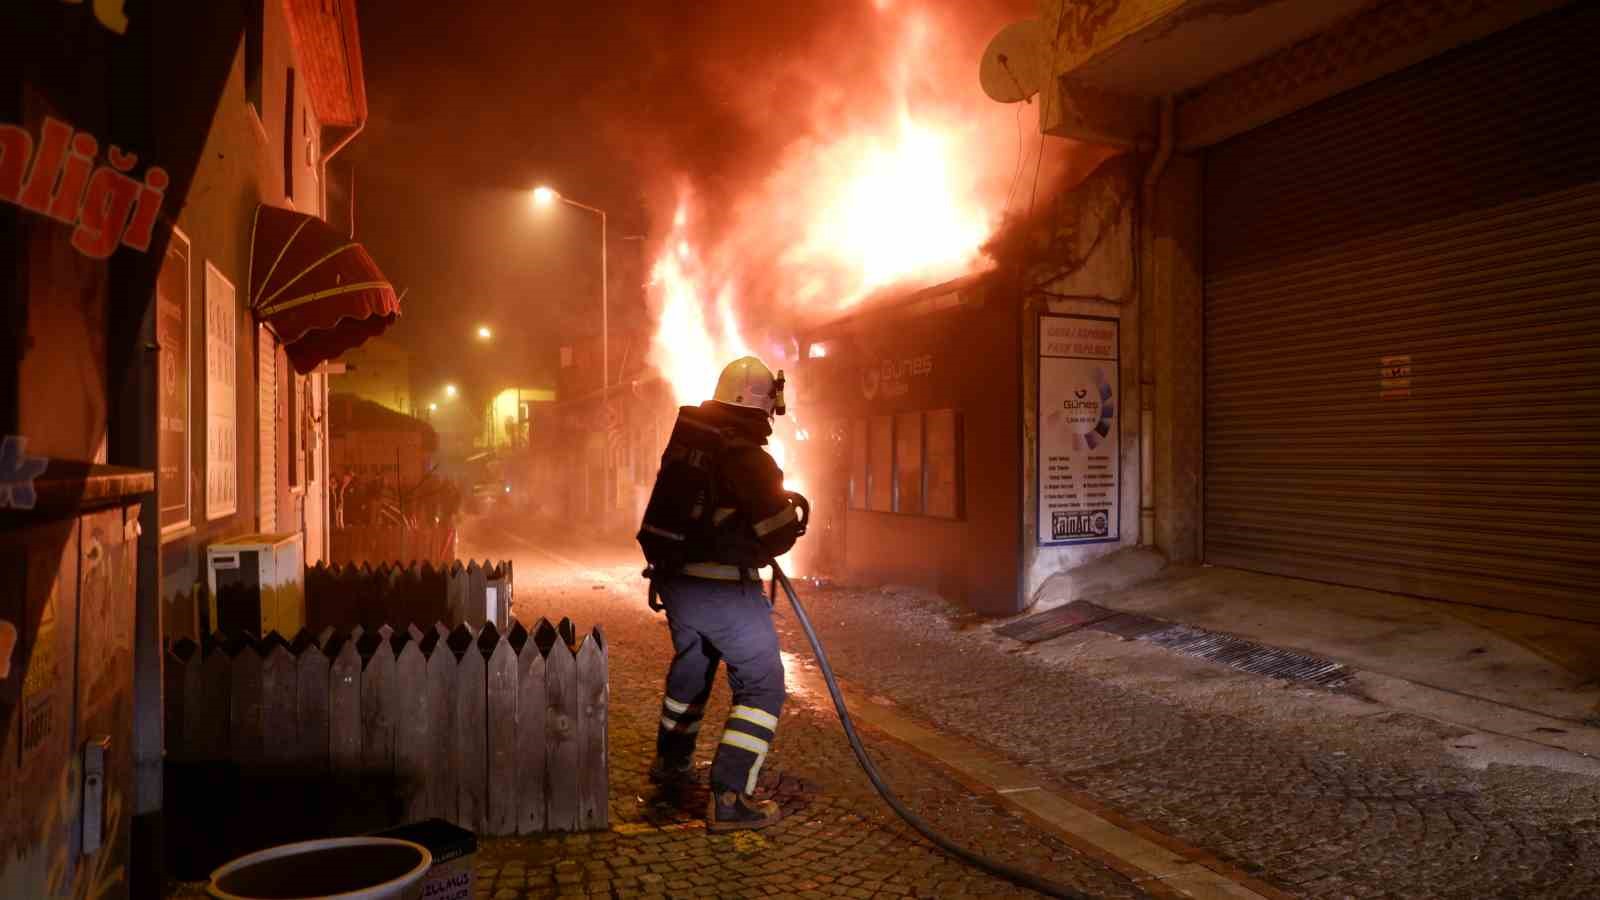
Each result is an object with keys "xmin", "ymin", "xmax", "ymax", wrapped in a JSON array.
[
  {"xmin": 895, "ymin": 412, "xmax": 923, "ymax": 514},
  {"xmin": 924, "ymin": 409, "xmax": 960, "ymax": 519},
  {"xmin": 849, "ymin": 418, "xmax": 867, "ymax": 509},
  {"xmin": 849, "ymin": 410, "xmax": 961, "ymax": 519},
  {"xmin": 868, "ymin": 415, "xmax": 893, "ymax": 512}
]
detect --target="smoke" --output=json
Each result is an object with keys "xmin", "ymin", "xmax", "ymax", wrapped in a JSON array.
[{"xmin": 592, "ymin": 0, "xmax": 1056, "ymax": 327}]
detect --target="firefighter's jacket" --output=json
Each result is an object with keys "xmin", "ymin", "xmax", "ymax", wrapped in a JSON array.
[{"xmin": 680, "ymin": 401, "xmax": 801, "ymax": 579}]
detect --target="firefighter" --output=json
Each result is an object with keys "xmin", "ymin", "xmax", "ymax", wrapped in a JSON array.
[{"xmin": 638, "ymin": 355, "xmax": 806, "ymax": 833}]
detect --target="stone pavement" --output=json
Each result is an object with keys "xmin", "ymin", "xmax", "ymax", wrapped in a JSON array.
[
  {"xmin": 166, "ymin": 518, "xmax": 1600, "ymax": 898},
  {"xmin": 468, "ymin": 530, "xmax": 1143, "ymax": 899},
  {"xmin": 473, "ymin": 520, "xmax": 1600, "ymax": 900}
]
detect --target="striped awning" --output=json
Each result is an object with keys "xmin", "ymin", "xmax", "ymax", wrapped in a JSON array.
[{"xmin": 249, "ymin": 204, "xmax": 400, "ymax": 373}]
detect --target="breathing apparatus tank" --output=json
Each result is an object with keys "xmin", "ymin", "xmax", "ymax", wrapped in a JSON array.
[{"xmin": 636, "ymin": 357, "xmax": 788, "ymax": 579}]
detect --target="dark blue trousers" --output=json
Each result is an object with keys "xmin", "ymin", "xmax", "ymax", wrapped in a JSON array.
[{"xmin": 654, "ymin": 574, "xmax": 784, "ymax": 794}]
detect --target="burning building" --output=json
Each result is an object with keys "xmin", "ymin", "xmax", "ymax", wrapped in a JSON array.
[{"xmin": 794, "ymin": 274, "xmax": 1023, "ymax": 613}]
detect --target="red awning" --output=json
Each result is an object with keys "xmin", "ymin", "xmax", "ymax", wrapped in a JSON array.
[{"xmin": 249, "ymin": 204, "xmax": 400, "ymax": 373}]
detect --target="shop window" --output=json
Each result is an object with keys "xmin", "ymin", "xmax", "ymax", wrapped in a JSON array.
[
  {"xmin": 924, "ymin": 409, "xmax": 961, "ymax": 519},
  {"xmin": 867, "ymin": 415, "xmax": 893, "ymax": 512},
  {"xmin": 849, "ymin": 410, "xmax": 961, "ymax": 519},
  {"xmin": 894, "ymin": 412, "xmax": 923, "ymax": 514},
  {"xmin": 849, "ymin": 419, "xmax": 867, "ymax": 510}
]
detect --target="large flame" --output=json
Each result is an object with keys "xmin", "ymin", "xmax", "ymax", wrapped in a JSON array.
[{"xmin": 645, "ymin": 2, "xmax": 1026, "ymax": 573}]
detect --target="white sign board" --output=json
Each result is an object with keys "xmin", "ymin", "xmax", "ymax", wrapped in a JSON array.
[
  {"xmin": 205, "ymin": 262, "xmax": 238, "ymax": 518},
  {"xmin": 1038, "ymin": 314, "xmax": 1120, "ymax": 545}
]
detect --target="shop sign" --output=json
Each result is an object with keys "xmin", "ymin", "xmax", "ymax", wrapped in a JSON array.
[
  {"xmin": 860, "ymin": 354, "xmax": 933, "ymax": 401},
  {"xmin": 1038, "ymin": 314, "xmax": 1120, "ymax": 545},
  {"xmin": 0, "ymin": 115, "xmax": 170, "ymax": 259}
]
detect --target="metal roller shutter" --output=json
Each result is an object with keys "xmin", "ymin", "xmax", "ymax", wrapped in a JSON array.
[{"xmin": 1203, "ymin": 4, "xmax": 1600, "ymax": 621}]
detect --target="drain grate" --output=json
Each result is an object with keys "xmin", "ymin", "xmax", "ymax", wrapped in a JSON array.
[
  {"xmin": 1139, "ymin": 624, "xmax": 1353, "ymax": 687},
  {"xmin": 997, "ymin": 600, "xmax": 1354, "ymax": 688},
  {"xmin": 994, "ymin": 600, "xmax": 1118, "ymax": 643}
]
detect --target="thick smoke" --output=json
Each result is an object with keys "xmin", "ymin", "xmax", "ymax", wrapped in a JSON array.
[{"xmin": 595, "ymin": 0, "xmax": 1059, "ymax": 328}]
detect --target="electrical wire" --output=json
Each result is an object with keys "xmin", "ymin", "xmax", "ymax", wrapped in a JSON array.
[{"xmin": 771, "ymin": 562, "xmax": 1093, "ymax": 900}]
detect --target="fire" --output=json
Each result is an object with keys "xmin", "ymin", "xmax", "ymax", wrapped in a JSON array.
[
  {"xmin": 777, "ymin": 111, "xmax": 995, "ymax": 307},
  {"xmin": 644, "ymin": 2, "xmax": 1024, "ymax": 574}
]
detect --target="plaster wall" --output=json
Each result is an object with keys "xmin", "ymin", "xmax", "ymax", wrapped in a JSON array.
[
  {"xmin": 161, "ymin": 0, "xmax": 329, "ymax": 637},
  {"xmin": 1019, "ymin": 149, "xmax": 1205, "ymax": 606}
]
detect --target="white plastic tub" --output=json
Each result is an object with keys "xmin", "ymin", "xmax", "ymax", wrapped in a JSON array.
[{"xmin": 207, "ymin": 836, "xmax": 433, "ymax": 900}]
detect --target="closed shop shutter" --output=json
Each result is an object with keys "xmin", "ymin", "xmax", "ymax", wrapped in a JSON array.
[
  {"xmin": 1203, "ymin": 4, "xmax": 1600, "ymax": 620},
  {"xmin": 258, "ymin": 326, "xmax": 277, "ymax": 533}
]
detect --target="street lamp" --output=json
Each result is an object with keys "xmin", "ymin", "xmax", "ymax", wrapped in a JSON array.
[
  {"xmin": 531, "ymin": 184, "xmax": 608, "ymax": 391},
  {"xmin": 444, "ymin": 383, "xmax": 458, "ymax": 399},
  {"xmin": 477, "ymin": 325, "xmax": 492, "ymax": 340}
]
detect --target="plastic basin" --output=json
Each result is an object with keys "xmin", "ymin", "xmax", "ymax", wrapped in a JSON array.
[{"xmin": 207, "ymin": 836, "xmax": 433, "ymax": 900}]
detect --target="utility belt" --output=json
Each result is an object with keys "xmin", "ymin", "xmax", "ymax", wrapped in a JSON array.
[
  {"xmin": 681, "ymin": 562, "xmax": 761, "ymax": 581},
  {"xmin": 644, "ymin": 562, "xmax": 765, "ymax": 612}
]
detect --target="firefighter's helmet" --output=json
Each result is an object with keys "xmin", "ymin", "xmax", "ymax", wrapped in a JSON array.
[{"xmin": 712, "ymin": 356, "xmax": 786, "ymax": 417}]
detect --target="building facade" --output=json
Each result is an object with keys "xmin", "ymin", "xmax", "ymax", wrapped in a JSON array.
[
  {"xmin": 2, "ymin": 3, "xmax": 396, "ymax": 896},
  {"xmin": 980, "ymin": 0, "xmax": 1598, "ymax": 621},
  {"xmin": 331, "ymin": 334, "xmax": 415, "ymax": 416}
]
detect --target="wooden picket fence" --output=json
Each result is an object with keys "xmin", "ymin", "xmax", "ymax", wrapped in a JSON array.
[
  {"xmin": 304, "ymin": 560, "xmax": 512, "ymax": 634},
  {"xmin": 162, "ymin": 617, "xmax": 608, "ymax": 834},
  {"xmin": 330, "ymin": 525, "xmax": 456, "ymax": 567}
]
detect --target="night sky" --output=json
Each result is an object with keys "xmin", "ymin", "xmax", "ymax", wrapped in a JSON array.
[{"xmin": 347, "ymin": 1, "xmax": 1032, "ymax": 403}]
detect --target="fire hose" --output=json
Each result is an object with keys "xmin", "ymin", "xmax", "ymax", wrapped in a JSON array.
[{"xmin": 770, "ymin": 556, "xmax": 1092, "ymax": 900}]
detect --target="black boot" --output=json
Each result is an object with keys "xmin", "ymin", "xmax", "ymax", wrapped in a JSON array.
[
  {"xmin": 648, "ymin": 755, "xmax": 693, "ymax": 785},
  {"xmin": 707, "ymin": 786, "xmax": 781, "ymax": 833}
]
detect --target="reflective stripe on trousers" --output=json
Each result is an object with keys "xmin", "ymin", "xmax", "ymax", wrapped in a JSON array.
[{"xmin": 653, "ymin": 574, "xmax": 784, "ymax": 794}]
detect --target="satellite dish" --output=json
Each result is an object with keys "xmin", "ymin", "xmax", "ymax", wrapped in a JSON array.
[{"xmin": 980, "ymin": 19, "xmax": 1048, "ymax": 104}]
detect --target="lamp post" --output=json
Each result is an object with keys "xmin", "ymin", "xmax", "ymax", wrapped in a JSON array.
[{"xmin": 533, "ymin": 186, "xmax": 608, "ymax": 392}]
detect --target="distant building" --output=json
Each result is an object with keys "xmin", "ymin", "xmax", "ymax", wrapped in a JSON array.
[
  {"xmin": 328, "ymin": 394, "xmax": 437, "ymax": 490},
  {"xmin": 484, "ymin": 386, "xmax": 557, "ymax": 452},
  {"xmin": 332, "ymin": 334, "xmax": 414, "ymax": 415}
]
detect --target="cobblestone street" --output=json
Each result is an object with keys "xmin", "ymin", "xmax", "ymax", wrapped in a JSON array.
[
  {"xmin": 469, "ymin": 519, "xmax": 1600, "ymax": 899},
  {"xmin": 474, "ymin": 525, "xmax": 1143, "ymax": 899}
]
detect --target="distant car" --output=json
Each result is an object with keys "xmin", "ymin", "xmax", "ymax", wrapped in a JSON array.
[{"xmin": 470, "ymin": 480, "xmax": 512, "ymax": 511}]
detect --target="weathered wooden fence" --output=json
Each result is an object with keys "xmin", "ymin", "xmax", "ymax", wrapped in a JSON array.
[
  {"xmin": 330, "ymin": 525, "xmax": 456, "ymax": 566},
  {"xmin": 163, "ymin": 618, "xmax": 607, "ymax": 835},
  {"xmin": 304, "ymin": 560, "xmax": 512, "ymax": 633}
]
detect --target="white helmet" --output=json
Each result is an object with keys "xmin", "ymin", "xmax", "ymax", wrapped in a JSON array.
[{"xmin": 712, "ymin": 356, "xmax": 786, "ymax": 417}]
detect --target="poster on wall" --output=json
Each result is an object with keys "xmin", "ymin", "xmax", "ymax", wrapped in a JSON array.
[
  {"xmin": 205, "ymin": 262, "xmax": 238, "ymax": 519},
  {"xmin": 157, "ymin": 228, "xmax": 191, "ymax": 535},
  {"xmin": 1038, "ymin": 314, "xmax": 1120, "ymax": 545}
]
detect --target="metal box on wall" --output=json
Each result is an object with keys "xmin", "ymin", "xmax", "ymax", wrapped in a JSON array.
[{"xmin": 206, "ymin": 533, "xmax": 304, "ymax": 636}]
